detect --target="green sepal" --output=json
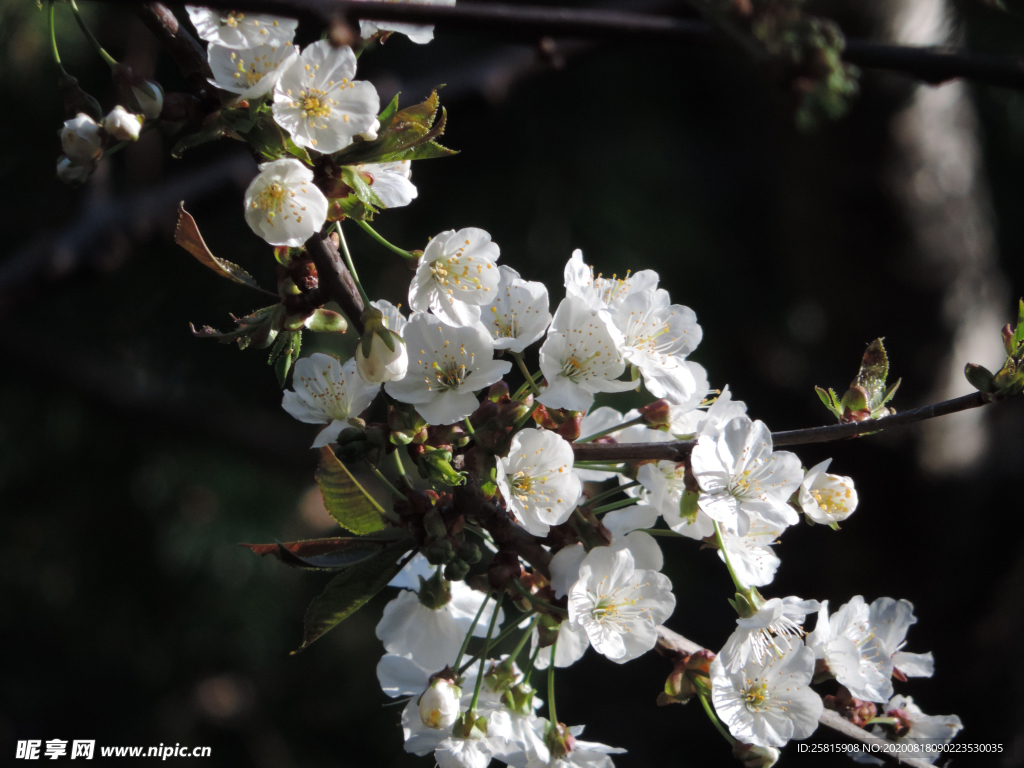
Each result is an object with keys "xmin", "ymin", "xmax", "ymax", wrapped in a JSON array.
[
  {"xmin": 306, "ymin": 308, "xmax": 348, "ymax": 333},
  {"xmin": 679, "ymin": 488, "xmax": 699, "ymax": 525},
  {"xmin": 316, "ymin": 445, "xmax": 388, "ymax": 534},
  {"xmin": 269, "ymin": 330, "xmax": 301, "ymax": 386}
]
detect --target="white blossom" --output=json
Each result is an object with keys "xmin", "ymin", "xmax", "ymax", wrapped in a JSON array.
[
  {"xmin": 207, "ymin": 41, "xmax": 298, "ymax": 99},
  {"xmin": 272, "ymin": 41, "xmax": 379, "ymax": 153},
  {"xmin": 495, "ymin": 429, "xmax": 581, "ymax": 537},
  {"xmin": 563, "ymin": 249, "xmax": 658, "ymax": 312},
  {"xmin": 357, "ymin": 0, "xmax": 457, "ymax": 44},
  {"xmin": 130, "ymin": 80, "xmax": 164, "ymax": 120},
  {"xmin": 481, "ymin": 266, "xmax": 552, "ymax": 353},
  {"xmin": 530, "ymin": 619, "xmax": 590, "ymax": 671},
  {"xmin": 611, "ymin": 288, "xmax": 703, "ymax": 405},
  {"xmin": 716, "ymin": 521, "xmax": 782, "ymax": 588},
  {"xmin": 358, "ymin": 160, "xmax": 417, "ymax": 208},
  {"xmin": 384, "ymin": 312, "xmax": 511, "ymax": 425},
  {"xmin": 538, "ymin": 297, "xmax": 639, "ymax": 412},
  {"xmin": 524, "ymin": 721, "xmax": 626, "ymax": 768},
  {"xmin": 401, "ymin": 680, "xmax": 514, "ymax": 765},
  {"xmin": 567, "ymin": 547, "xmax": 674, "ymax": 663},
  {"xmin": 243, "ymin": 158, "xmax": 328, "ymax": 246},
  {"xmin": 868, "ymin": 598, "xmax": 934, "ymax": 679},
  {"xmin": 186, "ymin": 6, "xmax": 298, "ymax": 49},
  {"xmin": 711, "ymin": 642, "xmax": 823, "ymax": 748},
  {"xmin": 670, "ymin": 384, "xmax": 747, "ymax": 438},
  {"xmin": 377, "ymin": 652, "xmax": 434, "ymax": 698},
  {"xmin": 61, "ymin": 113, "xmax": 103, "ymax": 167},
  {"xmin": 409, "ymin": 227, "xmax": 501, "ymax": 327},
  {"xmin": 376, "ymin": 581, "xmax": 504, "ymax": 672},
  {"xmin": 102, "ymin": 106, "xmax": 142, "ymax": 142},
  {"xmin": 421, "ymin": 678, "xmax": 463, "ymax": 729},
  {"xmin": 573, "ymin": 408, "xmax": 654, "ymax": 482},
  {"xmin": 690, "ymin": 416, "xmax": 803, "ymax": 536},
  {"xmin": 636, "ymin": 460, "xmax": 715, "ymax": 540},
  {"xmin": 798, "ymin": 459, "xmax": 858, "ymax": 527},
  {"xmin": 718, "ymin": 597, "xmax": 819, "ymax": 673},
  {"xmin": 868, "ymin": 695, "xmax": 962, "ymax": 764},
  {"xmin": 356, "ymin": 299, "xmax": 409, "ymax": 384},
  {"xmin": 281, "ymin": 354, "xmax": 379, "ymax": 447},
  {"xmin": 805, "ymin": 597, "xmax": 893, "ymax": 703}
]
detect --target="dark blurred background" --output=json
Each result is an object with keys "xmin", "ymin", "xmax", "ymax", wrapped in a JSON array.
[{"xmin": 3, "ymin": 0, "xmax": 1024, "ymax": 765}]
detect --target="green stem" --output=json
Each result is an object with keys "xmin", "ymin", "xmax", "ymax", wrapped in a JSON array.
[
  {"xmin": 458, "ymin": 611, "xmax": 538, "ymax": 674},
  {"xmin": 69, "ymin": 0, "xmax": 118, "ymax": 68},
  {"xmin": 392, "ymin": 448, "xmax": 412, "ymax": 489},
  {"xmin": 334, "ymin": 223, "xmax": 372, "ymax": 307},
  {"xmin": 590, "ymin": 497, "xmax": 638, "ymax": 516},
  {"xmin": 547, "ymin": 639, "xmax": 559, "ymax": 725},
  {"xmin": 453, "ymin": 593, "xmax": 491, "ymax": 674},
  {"xmin": 713, "ymin": 521, "xmax": 747, "ymax": 594},
  {"xmin": 576, "ymin": 416, "xmax": 644, "ymax": 444},
  {"xmin": 356, "ymin": 219, "xmax": 418, "ymax": 260},
  {"xmin": 514, "ymin": 402, "xmax": 540, "ymax": 431},
  {"xmin": 365, "ymin": 461, "xmax": 405, "ymax": 503},
  {"xmin": 508, "ymin": 616, "xmax": 540, "ymax": 663},
  {"xmin": 48, "ymin": 2, "xmax": 69, "ymax": 77},
  {"xmin": 510, "ymin": 579, "xmax": 568, "ymax": 616},
  {"xmin": 523, "ymin": 644, "xmax": 541, "ymax": 687},
  {"xmin": 469, "ymin": 591, "xmax": 504, "ymax": 713},
  {"xmin": 511, "ymin": 352, "xmax": 542, "ymax": 396},
  {"xmin": 639, "ymin": 528, "xmax": 685, "ymax": 538},
  {"xmin": 571, "ymin": 462, "xmax": 626, "ymax": 473},
  {"xmin": 696, "ymin": 680, "xmax": 735, "ymax": 746},
  {"xmin": 463, "ymin": 417, "xmax": 477, "ymax": 437},
  {"xmin": 582, "ymin": 480, "xmax": 640, "ymax": 508}
]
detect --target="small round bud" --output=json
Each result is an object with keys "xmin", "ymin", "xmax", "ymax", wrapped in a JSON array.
[
  {"xmin": 103, "ymin": 106, "xmax": 143, "ymax": 142},
  {"xmin": 419, "ymin": 679, "xmax": 461, "ymax": 729},
  {"xmin": 425, "ymin": 539, "xmax": 455, "ymax": 566},
  {"xmin": 61, "ymin": 113, "xmax": 103, "ymax": 167},
  {"xmin": 444, "ymin": 558, "xmax": 470, "ymax": 582}
]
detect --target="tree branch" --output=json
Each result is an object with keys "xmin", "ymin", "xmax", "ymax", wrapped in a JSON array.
[
  {"xmin": 572, "ymin": 391, "xmax": 994, "ymax": 462},
  {"xmin": 132, "ymin": 2, "xmax": 212, "ymax": 89},
  {"xmin": 655, "ymin": 626, "xmax": 935, "ymax": 768},
  {"xmin": 304, "ymin": 233, "xmax": 365, "ymax": 334},
  {"xmin": 98, "ymin": 0, "xmax": 1024, "ymax": 90}
]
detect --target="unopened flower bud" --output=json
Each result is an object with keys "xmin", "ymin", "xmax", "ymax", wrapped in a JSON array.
[
  {"xmin": 357, "ymin": 118, "xmax": 380, "ymax": 142},
  {"xmin": 964, "ymin": 363, "xmax": 995, "ymax": 395},
  {"xmin": 419, "ymin": 679, "xmax": 461, "ymax": 729},
  {"xmin": 425, "ymin": 538, "xmax": 455, "ymax": 566},
  {"xmin": 487, "ymin": 380, "xmax": 509, "ymax": 402},
  {"xmin": 56, "ymin": 156, "xmax": 90, "ymax": 186},
  {"xmin": 356, "ymin": 307, "xmax": 407, "ymax": 384},
  {"xmin": 61, "ymin": 113, "xmax": 103, "ymax": 167},
  {"xmin": 102, "ymin": 106, "xmax": 143, "ymax": 142},
  {"xmin": 732, "ymin": 742, "xmax": 780, "ymax": 768},
  {"xmin": 444, "ymin": 558, "xmax": 470, "ymax": 582},
  {"xmin": 639, "ymin": 399, "xmax": 672, "ymax": 430}
]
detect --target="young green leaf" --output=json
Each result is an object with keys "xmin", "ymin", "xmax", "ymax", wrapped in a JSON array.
[{"xmin": 316, "ymin": 446, "xmax": 388, "ymax": 534}]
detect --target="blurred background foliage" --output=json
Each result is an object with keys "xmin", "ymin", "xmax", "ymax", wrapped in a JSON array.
[{"xmin": 4, "ymin": 0, "xmax": 1024, "ymax": 765}]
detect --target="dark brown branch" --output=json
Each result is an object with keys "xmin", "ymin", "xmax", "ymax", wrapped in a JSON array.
[
  {"xmin": 572, "ymin": 391, "xmax": 994, "ymax": 462},
  {"xmin": 100, "ymin": 0, "xmax": 1024, "ymax": 90},
  {"xmin": 304, "ymin": 233, "xmax": 365, "ymax": 334},
  {"xmin": 655, "ymin": 626, "xmax": 935, "ymax": 768},
  {"xmin": 133, "ymin": 2, "xmax": 212, "ymax": 90}
]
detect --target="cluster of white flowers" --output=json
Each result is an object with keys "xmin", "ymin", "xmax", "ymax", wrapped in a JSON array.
[{"xmin": 65, "ymin": 3, "xmax": 964, "ymax": 764}]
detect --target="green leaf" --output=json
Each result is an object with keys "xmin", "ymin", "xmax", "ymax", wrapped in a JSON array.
[
  {"xmin": 328, "ymin": 194, "xmax": 375, "ymax": 222},
  {"xmin": 190, "ymin": 305, "xmax": 279, "ymax": 349},
  {"xmin": 378, "ymin": 92, "xmax": 401, "ymax": 126},
  {"xmin": 285, "ymin": 135, "xmax": 314, "ymax": 165},
  {"xmin": 240, "ymin": 530, "xmax": 409, "ymax": 570},
  {"xmin": 386, "ymin": 139, "xmax": 458, "ymax": 162},
  {"xmin": 175, "ymin": 206, "xmax": 266, "ymax": 292},
  {"xmin": 295, "ymin": 539, "xmax": 412, "ymax": 651},
  {"xmin": 170, "ymin": 122, "xmax": 238, "ymax": 158},
  {"xmin": 331, "ymin": 90, "xmax": 451, "ymax": 166},
  {"xmin": 316, "ymin": 446, "xmax": 387, "ymax": 534},
  {"xmin": 339, "ymin": 166, "xmax": 385, "ymax": 210},
  {"xmin": 1013, "ymin": 298, "xmax": 1024, "ymax": 349},
  {"xmin": 854, "ymin": 338, "xmax": 889, "ymax": 403},
  {"xmin": 245, "ymin": 113, "xmax": 289, "ymax": 161},
  {"xmin": 271, "ymin": 331, "xmax": 301, "ymax": 386},
  {"xmin": 964, "ymin": 364, "xmax": 995, "ymax": 394},
  {"xmin": 814, "ymin": 385, "xmax": 842, "ymax": 420}
]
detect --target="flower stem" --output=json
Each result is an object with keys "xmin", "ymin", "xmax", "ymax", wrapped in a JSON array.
[
  {"xmin": 334, "ymin": 222, "xmax": 372, "ymax": 308},
  {"xmin": 510, "ymin": 579, "xmax": 568, "ymax": 616},
  {"xmin": 547, "ymin": 639, "xmax": 559, "ymax": 724},
  {"xmin": 458, "ymin": 611, "xmax": 538, "ymax": 674},
  {"xmin": 590, "ymin": 497, "xmax": 638, "ymax": 516},
  {"xmin": 454, "ymin": 593, "xmax": 491, "ymax": 674},
  {"xmin": 576, "ymin": 416, "xmax": 645, "ymax": 444},
  {"xmin": 511, "ymin": 352, "xmax": 542, "ymax": 396},
  {"xmin": 392, "ymin": 448, "xmax": 412, "ymax": 489},
  {"xmin": 508, "ymin": 616, "xmax": 540, "ymax": 663},
  {"xmin": 695, "ymin": 678, "xmax": 735, "ymax": 746},
  {"xmin": 469, "ymin": 591, "xmax": 504, "ymax": 713},
  {"xmin": 365, "ymin": 460, "xmax": 405, "ymax": 502},
  {"xmin": 639, "ymin": 527, "xmax": 685, "ymax": 538},
  {"xmin": 463, "ymin": 417, "xmax": 477, "ymax": 438},
  {"xmin": 582, "ymin": 480, "xmax": 639, "ymax": 508},
  {"xmin": 713, "ymin": 521, "xmax": 747, "ymax": 594},
  {"xmin": 47, "ymin": 2, "xmax": 69, "ymax": 77},
  {"xmin": 571, "ymin": 462, "xmax": 626, "ymax": 473},
  {"xmin": 522, "ymin": 644, "xmax": 542, "ymax": 687},
  {"xmin": 355, "ymin": 219, "xmax": 418, "ymax": 260},
  {"xmin": 69, "ymin": 0, "xmax": 118, "ymax": 68}
]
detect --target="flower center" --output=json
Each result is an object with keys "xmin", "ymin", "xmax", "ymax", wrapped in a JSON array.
[
  {"xmin": 744, "ymin": 680, "xmax": 769, "ymax": 712},
  {"xmin": 431, "ymin": 254, "xmax": 487, "ymax": 294},
  {"xmin": 221, "ymin": 11, "xmax": 244, "ymax": 27},
  {"xmin": 560, "ymin": 351, "xmax": 601, "ymax": 382},
  {"xmin": 254, "ymin": 182, "xmax": 287, "ymax": 220},
  {"xmin": 300, "ymin": 89, "xmax": 332, "ymax": 119},
  {"xmin": 490, "ymin": 306, "xmax": 518, "ymax": 338},
  {"xmin": 432, "ymin": 361, "xmax": 469, "ymax": 392},
  {"xmin": 811, "ymin": 485, "xmax": 851, "ymax": 514}
]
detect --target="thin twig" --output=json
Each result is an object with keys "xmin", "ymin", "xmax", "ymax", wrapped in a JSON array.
[
  {"xmin": 304, "ymin": 232, "xmax": 366, "ymax": 334},
  {"xmin": 655, "ymin": 626, "xmax": 935, "ymax": 768},
  {"xmin": 98, "ymin": 0, "xmax": 1024, "ymax": 90},
  {"xmin": 571, "ymin": 391, "xmax": 993, "ymax": 462}
]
